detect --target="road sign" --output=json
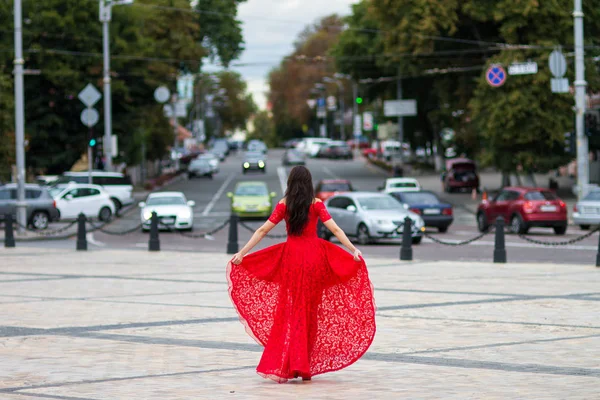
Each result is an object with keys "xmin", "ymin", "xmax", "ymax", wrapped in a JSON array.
[
  {"xmin": 306, "ymin": 99, "xmax": 316, "ymax": 109},
  {"xmin": 508, "ymin": 62, "xmax": 538, "ymax": 76},
  {"xmin": 175, "ymin": 100, "xmax": 187, "ymax": 117},
  {"xmin": 551, "ymin": 78, "xmax": 569, "ymax": 93},
  {"xmin": 317, "ymin": 109, "xmax": 326, "ymax": 118},
  {"xmin": 353, "ymin": 115, "xmax": 362, "ymax": 137},
  {"xmin": 317, "ymin": 98, "xmax": 326, "ymax": 108},
  {"xmin": 78, "ymin": 84, "xmax": 101, "ymax": 107},
  {"xmin": 549, "ymin": 50, "xmax": 567, "ymax": 78},
  {"xmin": 384, "ymin": 100, "xmax": 417, "ymax": 117},
  {"xmin": 80, "ymin": 108, "xmax": 99, "ymax": 127},
  {"xmin": 327, "ymin": 96, "xmax": 337, "ymax": 111},
  {"xmin": 486, "ymin": 65, "xmax": 507, "ymax": 87},
  {"xmin": 154, "ymin": 86, "xmax": 170, "ymax": 103},
  {"xmin": 363, "ymin": 112, "xmax": 373, "ymax": 131}
]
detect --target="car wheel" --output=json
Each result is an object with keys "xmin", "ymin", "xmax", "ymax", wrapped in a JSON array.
[
  {"xmin": 99, "ymin": 207, "xmax": 112, "ymax": 222},
  {"xmin": 580, "ymin": 224, "xmax": 590, "ymax": 230},
  {"xmin": 412, "ymin": 236, "xmax": 422, "ymax": 245},
  {"xmin": 510, "ymin": 214, "xmax": 528, "ymax": 234},
  {"xmin": 477, "ymin": 212, "xmax": 489, "ymax": 233},
  {"xmin": 30, "ymin": 211, "xmax": 49, "ymax": 230},
  {"xmin": 208, "ymin": 174, "xmax": 213, "ymax": 180},
  {"xmin": 317, "ymin": 222, "xmax": 332, "ymax": 241},
  {"xmin": 438, "ymin": 226, "xmax": 448, "ymax": 233},
  {"xmin": 554, "ymin": 226, "xmax": 567, "ymax": 235},
  {"xmin": 357, "ymin": 223, "xmax": 371, "ymax": 245},
  {"xmin": 111, "ymin": 198, "xmax": 122, "ymax": 213}
]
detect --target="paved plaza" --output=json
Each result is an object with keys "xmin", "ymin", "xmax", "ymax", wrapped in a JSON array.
[{"xmin": 0, "ymin": 247, "xmax": 599, "ymax": 399}]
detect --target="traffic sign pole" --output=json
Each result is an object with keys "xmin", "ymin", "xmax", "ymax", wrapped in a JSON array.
[{"xmin": 574, "ymin": 0, "xmax": 589, "ymax": 201}]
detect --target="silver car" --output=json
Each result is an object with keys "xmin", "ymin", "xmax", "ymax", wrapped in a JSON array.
[
  {"xmin": 0, "ymin": 184, "xmax": 60, "ymax": 229},
  {"xmin": 573, "ymin": 190, "xmax": 600, "ymax": 229},
  {"xmin": 321, "ymin": 192, "xmax": 425, "ymax": 245},
  {"xmin": 187, "ymin": 158, "xmax": 214, "ymax": 179}
]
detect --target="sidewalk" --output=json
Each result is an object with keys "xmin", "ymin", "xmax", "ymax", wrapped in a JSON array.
[{"xmin": 1, "ymin": 248, "xmax": 599, "ymax": 399}]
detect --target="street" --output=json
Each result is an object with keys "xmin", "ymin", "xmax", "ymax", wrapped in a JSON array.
[{"xmin": 9, "ymin": 150, "xmax": 600, "ymax": 266}]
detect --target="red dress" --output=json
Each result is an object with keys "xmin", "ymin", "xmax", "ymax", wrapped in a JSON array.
[{"xmin": 227, "ymin": 201, "xmax": 376, "ymax": 383}]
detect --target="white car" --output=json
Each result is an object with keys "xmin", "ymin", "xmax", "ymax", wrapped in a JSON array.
[
  {"xmin": 49, "ymin": 184, "xmax": 115, "ymax": 222},
  {"xmin": 297, "ymin": 137, "xmax": 332, "ymax": 158},
  {"xmin": 379, "ymin": 178, "xmax": 422, "ymax": 194},
  {"xmin": 139, "ymin": 192, "xmax": 195, "ymax": 231},
  {"xmin": 198, "ymin": 153, "xmax": 220, "ymax": 174}
]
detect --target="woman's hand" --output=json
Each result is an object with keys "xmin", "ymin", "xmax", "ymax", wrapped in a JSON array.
[
  {"xmin": 353, "ymin": 248, "xmax": 362, "ymax": 261},
  {"xmin": 231, "ymin": 252, "xmax": 244, "ymax": 265}
]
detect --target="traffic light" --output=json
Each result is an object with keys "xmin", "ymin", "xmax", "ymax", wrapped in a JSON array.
[
  {"xmin": 564, "ymin": 132, "xmax": 575, "ymax": 155},
  {"xmin": 89, "ymin": 138, "xmax": 97, "ymax": 147},
  {"xmin": 355, "ymin": 97, "xmax": 363, "ymax": 104}
]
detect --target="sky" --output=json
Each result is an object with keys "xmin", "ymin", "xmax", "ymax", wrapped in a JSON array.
[{"xmin": 213, "ymin": 0, "xmax": 358, "ymax": 110}]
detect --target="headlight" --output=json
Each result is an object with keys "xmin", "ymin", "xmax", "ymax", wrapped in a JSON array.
[
  {"xmin": 243, "ymin": 162, "xmax": 250, "ymax": 168},
  {"xmin": 180, "ymin": 209, "xmax": 191, "ymax": 219},
  {"xmin": 233, "ymin": 202, "xmax": 242, "ymax": 208},
  {"xmin": 258, "ymin": 161, "xmax": 265, "ymax": 168},
  {"xmin": 143, "ymin": 210, "xmax": 153, "ymax": 221}
]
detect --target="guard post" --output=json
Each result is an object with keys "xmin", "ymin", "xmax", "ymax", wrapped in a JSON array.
[
  {"xmin": 493, "ymin": 216, "xmax": 506, "ymax": 263},
  {"xmin": 227, "ymin": 214, "xmax": 239, "ymax": 254},
  {"xmin": 400, "ymin": 216, "xmax": 413, "ymax": 261},
  {"xmin": 149, "ymin": 212, "xmax": 160, "ymax": 252},
  {"xmin": 76, "ymin": 213, "xmax": 87, "ymax": 251},
  {"xmin": 4, "ymin": 214, "xmax": 15, "ymax": 248},
  {"xmin": 595, "ymin": 230, "xmax": 600, "ymax": 268}
]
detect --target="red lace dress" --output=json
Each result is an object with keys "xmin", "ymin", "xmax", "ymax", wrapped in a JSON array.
[{"xmin": 227, "ymin": 201, "xmax": 376, "ymax": 383}]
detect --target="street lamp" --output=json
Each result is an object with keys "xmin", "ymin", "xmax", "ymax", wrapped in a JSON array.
[
  {"xmin": 99, "ymin": 0, "xmax": 134, "ymax": 171},
  {"xmin": 13, "ymin": 0, "xmax": 27, "ymax": 233}
]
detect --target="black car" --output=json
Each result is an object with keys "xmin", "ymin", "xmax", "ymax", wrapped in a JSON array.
[
  {"xmin": 282, "ymin": 149, "xmax": 306, "ymax": 166},
  {"xmin": 390, "ymin": 190, "xmax": 453, "ymax": 233},
  {"xmin": 0, "ymin": 184, "xmax": 60, "ymax": 230},
  {"xmin": 242, "ymin": 151, "xmax": 267, "ymax": 174}
]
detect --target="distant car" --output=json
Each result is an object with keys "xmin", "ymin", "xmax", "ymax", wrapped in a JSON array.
[
  {"xmin": 243, "ymin": 151, "xmax": 267, "ymax": 174},
  {"xmin": 297, "ymin": 137, "xmax": 332, "ymax": 158},
  {"xmin": 49, "ymin": 184, "xmax": 115, "ymax": 222},
  {"xmin": 247, "ymin": 140, "xmax": 267, "ymax": 154},
  {"xmin": 476, "ymin": 187, "xmax": 567, "ymax": 235},
  {"xmin": 317, "ymin": 141, "xmax": 353, "ymax": 159},
  {"xmin": 0, "ymin": 184, "xmax": 60, "ymax": 230},
  {"xmin": 322, "ymin": 192, "xmax": 424, "ymax": 245},
  {"xmin": 209, "ymin": 148, "xmax": 226, "ymax": 162},
  {"xmin": 347, "ymin": 136, "xmax": 369, "ymax": 149},
  {"xmin": 211, "ymin": 138, "xmax": 230, "ymax": 158},
  {"xmin": 282, "ymin": 149, "xmax": 306, "ymax": 166},
  {"xmin": 197, "ymin": 153, "xmax": 220, "ymax": 174},
  {"xmin": 284, "ymin": 138, "xmax": 301, "ymax": 148},
  {"xmin": 572, "ymin": 189, "xmax": 600, "ymax": 230},
  {"xmin": 315, "ymin": 179, "xmax": 354, "ymax": 202},
  {"xmin": 139, "ymin": 192, "xmax": 195, "ymax": 232},
  {"xmin": 443, "ymin": 158, "xmax": 480, "ymax": 193},
  {"xmin": 379, "ymin": 177, "xmax": 421, "ymax": 194},
  {"xmin": 227, "ymin": 181, "xmax": 276, "ymax": 219},
  {"xmin": 187, "ymin": 158, "xmax": 213, "ymax": 179},
  {"xmin": 390, "ymin": 191, "xmax": 453, "ymax": 233},
  {"xmin": 35, "ymin": 175, "xmax": 59, "ymax": 186}
]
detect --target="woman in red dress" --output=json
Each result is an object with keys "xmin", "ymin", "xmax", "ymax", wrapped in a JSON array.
[{"xmin": 227, "ymin": 166, "xmax": 376, "ymax": 383}]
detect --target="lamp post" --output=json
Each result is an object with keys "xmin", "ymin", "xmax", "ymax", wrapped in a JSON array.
[
  {"xmin": 573, "ymin": 0, "xmax": 588, "ymax": 200},
  {"xmin": 99, "ymin": 0, "xmax": 133, "ymax": 171},
  {"xmin": 13, "ymin": 0, "xmax": 27, "ymax": 233}
]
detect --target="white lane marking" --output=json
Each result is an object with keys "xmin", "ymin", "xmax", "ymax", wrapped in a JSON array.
[
  {"xmin": 277, "ymin": 166, "xmax": 287, "ymax": 195},
  {"xmin": 194, "ymin": 212, "xmax": 231, "ymax": 218},
  {"xmin": 323, "ymin": 166, "xmax": 341, "ymax": 180},
  {"xmin": 202, "ymin": 173, "xmax": 235, "ymax": 216},
  {"xmin": 86, "ymin": 233, "xmax": 105, "ymax": 247}
]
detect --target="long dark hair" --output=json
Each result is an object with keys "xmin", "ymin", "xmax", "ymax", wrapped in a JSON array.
[{"xmin": 285, "ymin": 166, "xmax": 315, "ymax": 235}]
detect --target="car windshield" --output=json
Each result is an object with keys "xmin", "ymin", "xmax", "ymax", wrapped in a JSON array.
[
  {"xmin": 358, "ymin": 196, "xmax": 402, "ymax": 210},
  {"xmin": 146, "ymin": 196, "xmax": 186, "ymax": 206},
  {"xmin": 235, "ymin": 185, "xmax": 268, "ymax": 196},
  {"xmin": 52, "ymin": 175, "xmax": 87, "ymax": 185},
  {"xmin": 584, "ymin": 191, "xmax": 600, "ymax": 201},
  {"xmin": 48, "ymin": 188, "xmax": 63, "ymax": 198},
  {"xmin": 320, "ymin": 182, "xmax": 351, "ymax": 192},
  {"xmin": 400, "ymin": 192, "xmax": 440, "ymax": 205},
  {"xmin": 245, "ymin": 152, "xmax": 263, "ymax": 160},
  {"xmin": 389, "ymin": 181, "xmax": 417, "ymax": 188},
  {"xmin": 524, "ymin": 191, "xmax": 557, "ymax": 201},
  {"xmin": 191, "ymin": 160, "xmax": 209, "ymax": 166}
]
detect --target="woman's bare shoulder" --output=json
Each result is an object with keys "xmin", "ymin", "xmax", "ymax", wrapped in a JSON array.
[
  {"xmin": 313, "ymin": 198, "xmax": 323, "ymax": 203},
  {"xmin": 278, "ymin": 197, "xmax": 287, "ymax": 205}
]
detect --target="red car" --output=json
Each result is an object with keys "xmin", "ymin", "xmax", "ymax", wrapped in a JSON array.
[
  {"xmin": 315, "ymin": 179, "xmax": 354, "ymax": 202},
  {"xmin": 443, "ymin": 158, "xmax": 480, "ymax": 193},
  {"xmin": 476, "ymin": 187, "xmax": 567, "ymax": 235}
]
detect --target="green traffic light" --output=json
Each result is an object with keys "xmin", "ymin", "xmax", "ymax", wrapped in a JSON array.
[
  {"xmin": 356, "ymin": 97, "xmax": 363, "ymax": 104},
  {"xmin": 89, "ymin": 138, "xmax": 97, "ymax": 147}
]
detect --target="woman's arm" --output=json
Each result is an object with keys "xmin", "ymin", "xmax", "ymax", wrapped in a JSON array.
[
  {"xmin": 323, "ymin": 219, "xmax": 362, "ymax": 260},
  {"xmin": 231, "ymin": 220, "xmax": 276, "ymax": 264}
]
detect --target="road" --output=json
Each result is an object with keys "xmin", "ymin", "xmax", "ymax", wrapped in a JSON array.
[{"xmin": 12, "ymin": 149, "xmax": 600, "ymax": 265}]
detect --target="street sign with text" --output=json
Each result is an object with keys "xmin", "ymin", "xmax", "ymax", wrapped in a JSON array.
[
  {"xmin": 508, "ymin": 62, "xmax": 538, "ymax": 75},
  {"xmin": 384, "ymin": 100, "xmax": 417, "ymax": 117},
  {"xmin": 363, "ymin": 112, "xmax": 373, "ymax": 131}
]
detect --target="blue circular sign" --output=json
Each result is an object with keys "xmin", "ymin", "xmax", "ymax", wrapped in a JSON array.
[{"xmin": 486, "ymin": 65, "xmax": 506, "ymax": 87}]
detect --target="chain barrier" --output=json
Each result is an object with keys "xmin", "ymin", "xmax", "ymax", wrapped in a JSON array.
[
  {"xmin": 422, "ymin": 227, "xmax": 494, "ymax": 246},
  {"xmin": 13, "ymin": 220, "xmax": 78, "ymax": 237},
  {"xmin": 158, "ymin": 219, "xmax": 229, "ymax": 239},
  {"xmin": 86, "ymin": 220, "xmax": 145, "ymax": 236},
  {"xmin": 238, "ymin": 220, "xmax": 288, "ymax": 239},
  {"xmin": 517, "ymin": 227, "xmax": 600, "ymax": 247}
]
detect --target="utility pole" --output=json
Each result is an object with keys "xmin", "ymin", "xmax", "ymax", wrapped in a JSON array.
[
  {"xmin": 574, "ymin": 0, "xmax": 588, "ymax": 200},
  {"xmin": 99, "ymin": 0, "xmax": 113, "ymax": 171},
  {"xmin": 352, "ymin": 81, "xmax": 359, "ymax": 158},
  {"xmin": 339, "ymin": 83, "xmax": 345, "ymax": 141},
  {"xmin": 13, "ymin": 0, "xmax": 27, "ymax": 233},
  {"xmin": 396, "ymin": 67, "xmax": 404, "ymax": 145}
]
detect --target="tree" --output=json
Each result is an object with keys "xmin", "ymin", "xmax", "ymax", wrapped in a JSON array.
[
  {"xmin": 248, "ymin": 111, "xmax": 277, "ymax": 147},
  {"xmin": 213, "ymin": 71, "xmax": 256, "ymax": 133},
  {"xmin": 0, "ymin": 72, "xmax": 14, "ymax": 181}
]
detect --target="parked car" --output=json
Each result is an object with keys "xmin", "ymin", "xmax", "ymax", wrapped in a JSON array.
[
  {"xmin": 0, "ymin": 184, "xmax": 60, "ymax": 230},
  {"xmin": 321, "ymin": 192, "xmax": 424, "ymax": 245},
  {"xmin": 347, "ymin": 136, "xmax": 370, "ymax": 149},
  {"xmin": 247, "ymin": 140, "xmax": 268, "ymax": 154},
  {"xmin": 227, "ymin": 181, "xmax": 276, "ymax": 219},
  {"xmin": 476, "ymin": 187, "xmax": 568, "ymax": 235},
  {"xmin": 51, "ymin": 171, "xmax": 133, "ymax": 212},
  {"xmin": 297, "ymin": 137, "xmax": 332, "ymax": 158},
  {"xmin": 379, "ymin": 177, "xmax": 421, "ymax": 194},
  {"xmin": 443, "ymin": 158, "xmax": 480, "ymax": 193},
  {"xmin": 284, "ymin": 138, "xmax": 301, "ymax": 149},
  {"xmin": 390, "ymin": 191, "xmax": 453, "ymax": 233},
  {"xmin": 242, "ymin": 151, "xmax": 267, "ymax": 174},
  {"xmin": 139, "ymin": 191, "xmax": 195, "ymax": 232},
  {"xmin": 315, "ymin": 179, "xmax": 354, "ymax": 202},
  {"xmin": 317, "ymin": 141, "xmax": 353, "ymax": 159},
  {"xmin": 49, "ymin": 184, "xmax": 115, "ymax": 222},
  {"xmin": 282, "ymin": 149, "xmax": 306, "ymax": 166},
  {"xmin": 197, "ymin": 153, "xmax": 220, "ymax": 174},
  {"xmin": 187, "ymin": 158, "xmax": 214, "ymax": 179},
  {"xmin": 572, "ymin": 189, "xmax": 600, "ymax": 230},
  {"xmin": 211, "ymin": 138, "xmax": 230, "ymax": 159}
]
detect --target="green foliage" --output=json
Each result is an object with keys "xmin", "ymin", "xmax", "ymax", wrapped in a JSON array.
[
  {"xmin": 213, "ymin": 71, "xmax": 256, "ymax": 133},
  {"xmin": 0, "ymin": 72, "xmax": 14, "ymax": 181},
  {"xmin": 248, "ymin": 111, "xmax": 277, "ymax": 147}
]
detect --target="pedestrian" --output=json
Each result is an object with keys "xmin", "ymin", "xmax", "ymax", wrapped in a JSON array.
[{"xmin": 228, "ymin": 166, "xmax": 376, "ymax": 383}]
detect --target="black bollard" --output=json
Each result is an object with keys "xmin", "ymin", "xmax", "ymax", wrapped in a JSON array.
[
  {"xmin": 493, "ymin": 216, "xmax": 506, "ymax": 263},
  {"xmin": 149, "ymin": 212, "xmax": 160, "ymax": 252},
  {"xmin": 4, "ymin": 214, "xmax": 15, "ymax": 248},
  {"xmin": 400, "ymin": 216, "xmax": 413, "ymax": 261},
  {"xmin": 76, "ymin": 213, "xmax": 87, "ymax": 251},
  {"xmin": 596, "ymin": 230, "xmax": 600, "ymax": 267},
  {"xmin": 227, "ymin": 214, "xmax": 239, "ymax": 254}
]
